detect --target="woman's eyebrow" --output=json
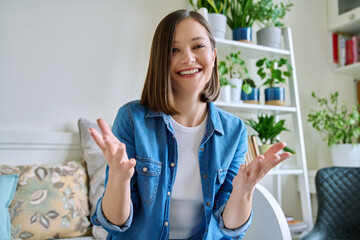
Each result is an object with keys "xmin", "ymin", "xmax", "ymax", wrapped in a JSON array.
[{"xmin": 173, "ymin": 37, "xmax": 207, "ymax": 44}]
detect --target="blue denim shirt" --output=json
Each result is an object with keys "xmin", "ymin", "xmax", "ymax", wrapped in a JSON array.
[{"xmin": 91, "ymin": 100, "xmax": 253, "ymax": 240}]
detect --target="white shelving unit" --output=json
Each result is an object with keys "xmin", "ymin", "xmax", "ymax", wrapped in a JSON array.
[{"xmin": 214, "ymin": 27, "xmax": 313, "ymax": 233}]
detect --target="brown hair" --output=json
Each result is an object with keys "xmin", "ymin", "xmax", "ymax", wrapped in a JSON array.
[{"xmin": 140, "ymin": 10, "xmax": 219, "ymax": 115}]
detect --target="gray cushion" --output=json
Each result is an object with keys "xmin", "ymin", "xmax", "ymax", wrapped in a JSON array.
[{"xmin": 78, "ymin": 118, "xmax": 108, "ymax": 239}]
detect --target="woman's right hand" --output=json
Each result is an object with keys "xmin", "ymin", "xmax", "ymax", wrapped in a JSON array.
[{"xmin": 89, "ymin": 118, "xmax": 136, "ymax": 182}]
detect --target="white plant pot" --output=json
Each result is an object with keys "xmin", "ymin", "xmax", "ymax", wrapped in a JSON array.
[
  {"xmin": 197, "ymin": 7, "xmax": 208, "ymax": 20},
  {"xmin": 257, "ymin": 27, "xmax": 282, "ymax": 49},
  {"xmin": 208, "ymin": 13, "xmax": 227, "ymax": 39},
  {"xmin": 330, "ymin": 144, "xmax": 360, "ymax": 167},
  {"xmin": 229, "ymin": 78, "xmax": 243, "ymax": 102},
  {"xmin": 219, "ymin": 85, "xmax": 231, "ymax": 102}
]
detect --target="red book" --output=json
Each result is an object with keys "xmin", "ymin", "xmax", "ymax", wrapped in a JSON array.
[
  {"xmin": 332, "ymin": 33, "xmax": 339, "ymax": 64},
  {"xmin": 352, "ymin": 36, "xmax": 360, "ymax": 63},
  {"xmin": 346, "ymin": 39, "xmax": 354, "ymax": 65}
]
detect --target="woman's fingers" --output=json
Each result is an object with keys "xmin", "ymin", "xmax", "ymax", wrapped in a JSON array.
[
  {"xmin": 234, "ymin": 142, "xmax": 293, "ymax": 193},
  {"xmin": 89, "ymin": 128, "xmax": 106, "ymax": 149},
  {"xmin": 263, "ymin": 142, "xmax": 286, "ymax": 158},
  {"xmin": 97, "ymin": 118, "xmax": 114, "ymax": 138},
  {"xmin": 245, "ymin": 143, "xmax": 292, "ymax": 178},
  {"xmin": 125, "ymin": 158, "xmax": 137, "ymax": 171},
  {"xmin": 278, "ymin": 152, "xmax": 292, "ymax": 162},
  {"xmin": 104, "ymin": 135, "xmax": 118, "ymax": 156}
]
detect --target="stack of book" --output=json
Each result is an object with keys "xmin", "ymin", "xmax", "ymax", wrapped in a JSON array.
[
  {"xmin": 286, "ymin": 216, "xmax": 308, "ymax": 238},
  {"xmin": 245, "ymin": 135, "xmax": 260, "ymax": 165},
  {"xmin": 331, "ymin": 32, "xmax": 360, "ymax": 67}
]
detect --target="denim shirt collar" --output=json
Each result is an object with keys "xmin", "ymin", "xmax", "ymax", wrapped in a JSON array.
[{"xmin": 145, "ymin": 102, "xmax": 224, "ymax": 136}]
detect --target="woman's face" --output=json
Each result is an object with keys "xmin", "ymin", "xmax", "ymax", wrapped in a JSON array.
[{"xmin": 170, "ymin": 18, "xmax": 216, "ymax": 98}]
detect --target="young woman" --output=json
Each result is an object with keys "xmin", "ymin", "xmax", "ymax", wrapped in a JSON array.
[{"xmin": 89, "ymin": 10, "xmax": 291, "ymax": 240}]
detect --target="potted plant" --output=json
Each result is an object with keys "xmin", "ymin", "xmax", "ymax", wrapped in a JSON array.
[
  {"xmin": 227, "ymin": 0, "xmax": 260, "ymax": 42},
  {"xmin": 245, "ymin": 114, "xmax": 295, "ymax": 154},
  {"xmin": 189, "ymin": 0, "xmax": 230, "ymax": 38},
  {"xmin": 218, "ymin": 51, "xmax": 248, "ymax": 102},
  {"xmin": 218, "ymin": 61, "xmax": 235, "ymax": 102},
  {"xmin": 256, "ymin": 0, "xmax": 293, "ymax": 48},
  {"xmin": 307, "ymin": 91, "xmax": 360, "ymax": 167},
  {"xmin": 256, "ymin": 57, "xmax": 292, "ymax": 106},
  {"xmin": 241, "ymin": 78, "xmax": 259, "ymax": 104},
  {"xmin": 245, "ymin": 114, "xmax": 285, "ymax": 154}
]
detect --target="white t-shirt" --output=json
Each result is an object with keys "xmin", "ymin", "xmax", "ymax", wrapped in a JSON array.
[{"xmin": 169, "ymin": 115, "xmax": 207, "ymax": 239}]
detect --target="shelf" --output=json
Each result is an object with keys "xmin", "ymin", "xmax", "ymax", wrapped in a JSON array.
[
  {"xmin": 215, "ymin": 37, "xmax": 290, "ymax": 59},
  {"xmin": 215, "ymin": 27, "xmax": 313, "ymax": 228},
  {"xmin": 329, "ymin": 20, "xmax": 360, "ymax": 34},
  {"xmin": 333, "ymin": 62, "xmax": 360, "ymax": 78},
  {"xmin": 214, "ymin": 101, "xmax": 297, "ymax": 114},
  {"xmin": 267, "ymin": 169, "xmax": 304, "ymax": 176}
]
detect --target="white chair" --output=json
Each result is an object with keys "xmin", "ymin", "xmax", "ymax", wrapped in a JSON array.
[{"xmin": 243, "ymin": 184, "xmax": 292, "ymax": 240}]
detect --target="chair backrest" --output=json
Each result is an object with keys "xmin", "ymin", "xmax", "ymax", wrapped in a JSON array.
[
  {"xmin": 243, "ymin": 184, "xmax": 291, "ymax": 240},
  {"xmin": 314, "ymin": 166, "xmax": 360, "ymax": 239}
]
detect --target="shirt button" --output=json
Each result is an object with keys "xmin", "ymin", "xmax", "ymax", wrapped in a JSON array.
[
  {"xmin": 170, "ymin": 163, "xmax": 175, "ymax": 167},
  {"xmin": 164, "ymin": 221, "xmax": 169, "ymax": 227},
  {"xmin": 200, "ymin": 147, "xmax": 204, "ymax": 151},
  {"xmin": 142, "ymin": 167, "xmax": 148, "ymax": 172},
  {"xmin": 206, "ymin": 201, "xmax": 211, "ymax": 207},
  {"xmin": 167, "ymin": 191, "xmax": 171, "ymax": 196},
  {"xmin": 202, "ymin": 174, "xmax": 208, "ymax": 179}
]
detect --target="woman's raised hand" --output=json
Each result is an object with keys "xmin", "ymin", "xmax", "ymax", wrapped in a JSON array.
[
  {"xmin": 89, "ymin": 119, "xmax": 136, "ymax": 182},
  {"xmin": 232, "ymin": 142, "xmax": 291, "ymax": 195}
]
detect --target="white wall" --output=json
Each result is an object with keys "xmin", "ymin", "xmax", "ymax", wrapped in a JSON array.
[
  {"xmin": 0, "ymin": 0, "xmax": 356, "ymax": 222},
  {"xmin": 0, "ymin": 0, "xmax": 187, "ymax": 132}
]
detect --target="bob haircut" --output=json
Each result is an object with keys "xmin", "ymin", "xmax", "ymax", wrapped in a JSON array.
[{"xmin": 140, "ymin": 10, "xmax": 219, "ymax": 115}]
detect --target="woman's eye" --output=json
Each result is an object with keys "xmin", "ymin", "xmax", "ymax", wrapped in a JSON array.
[
  {"xmin": 194, "ymin": 44, "xmax": 205, "ymax": 49},
  {"xmin": 172, "ymin": 48, "xmax": 179, "ymax": 53}
]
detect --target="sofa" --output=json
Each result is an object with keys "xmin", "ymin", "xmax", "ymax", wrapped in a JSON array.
[{"xmin": 0, "ymin": 118, "xmax": 108, "ymax": 240}]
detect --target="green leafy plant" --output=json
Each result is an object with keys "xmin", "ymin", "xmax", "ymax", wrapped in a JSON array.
[
  {"xmin": 219, "ymin": 51, "xmax": 248, "ymax": 78},
  {"xmin": 227, "ymin": 0, "xmax": 260, "ymax": 29},
  {"xmin": 256, "ymin": 57, "xmax": 292, "ymax": 88},
  {"xmin": 245, "ymin": 114, "xmax": 295, "ymax": 153},
  {"xmin": 189, "ymin": 0, "xmax": 230, "ymax": 14},
  {"xmin": 307, "ymin": 91, "xmax": 360, "ymax": 146},
  {"xmin": 256, "ymin": 0, "xmax": 293, "ymax": 27},
  {"xmin": 242, "ymin": 78, "xmax": 256, "ymax": 94},
  {"xmin": 218, "ymin": 61, "xmax": 235, "ymax": 87},
  {"xmin": 218, "ymin": 51, "xmax": 248, "ymax": 87}
]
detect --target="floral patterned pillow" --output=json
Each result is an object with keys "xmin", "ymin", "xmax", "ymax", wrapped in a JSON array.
[{"xmin": 0, "ymin": 160, "xmax": 91, "ymax": 240}]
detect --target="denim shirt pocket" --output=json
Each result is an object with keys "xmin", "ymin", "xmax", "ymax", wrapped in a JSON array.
[{"xmin": 135, "ymin": 157, "xmax": 162, "ymax": 205}]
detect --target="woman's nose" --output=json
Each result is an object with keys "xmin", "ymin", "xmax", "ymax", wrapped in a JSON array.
[{"xmin": 181, "ymin": 50, "xmax": 196, "ymax": 65}]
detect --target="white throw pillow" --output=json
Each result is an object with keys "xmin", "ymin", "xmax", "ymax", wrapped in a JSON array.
[{"xmin": 78, "ymin": 118, "xmax": 108, "ymax": 239}]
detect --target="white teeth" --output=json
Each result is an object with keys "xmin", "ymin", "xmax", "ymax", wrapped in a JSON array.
[{"xmin": 179, "ymin": 69, "xmax": 199, "ymax": 75}]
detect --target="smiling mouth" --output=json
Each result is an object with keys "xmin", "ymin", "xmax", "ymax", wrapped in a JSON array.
[{"xmin": 178, "ymin": 68, "xmax": 202, "ymax": 76}]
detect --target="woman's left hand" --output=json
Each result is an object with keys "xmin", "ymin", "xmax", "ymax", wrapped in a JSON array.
[{"xmin": 232, "ymin": 142, "xmax": 292, "ymax": 196}]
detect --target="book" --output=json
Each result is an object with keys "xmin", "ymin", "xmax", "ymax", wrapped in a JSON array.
[
  {"xmin": 352, "ymin": 35, "xmax": 360, "ymax": 63},
  {"xmin": 245, "ymin": 135, "xmax": 260, "ymax": 165},
  {"xmin": 288, "ymin": 220, "xmax": 308, "ymax": 234},
  {"xmin": 286, "ymin": 216, "xmax": 308, "ymax": 238},
  {"xmin": 246, "ymin": 136, "xmax": 254, "ymax": 165},
  {"xmin": 346, "ymin": 39, "xmax": 354, "ymax": 65},
  {"xmin": 338, "ymin": 33, "xmax": 352, "ymax": 67},
  {"xmin": 251, "ymin": 135, "xmax": 260, "ymax": 156},
  {"xmin": 332, "ymin": 32, "xmax": 339, "ymax": 64}
]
